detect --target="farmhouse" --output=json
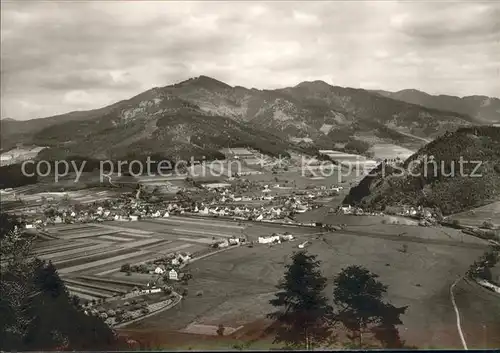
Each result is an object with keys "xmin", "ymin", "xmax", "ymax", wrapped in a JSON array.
[
  {"xmin": 262, "ymin": 186, "xmax": 271, "ymax": 193},
  {"xmin": 258, "ymin": 235, "xmax": 281, "ymax": 244},
  {"xmin": 171, "ymin": 253, "xmax": 192, "ymax": 265},
  {"xmin": 295, "ymin": 205, "xmax": 308, "ymax": 213},
  {"xmin": 280, "ymin": 233, "xmax": 294, "ymax": 241},
  {"xmin": 203, "ymin": 183, "xmax": 232, "ymax": 190},
  {"xmin": 168, "ymin": 269, "xmax": 178, "ymax": 281},
  {"xmin": 214, "ymin": 239, "xmax": 229, "ymax": 248},
  {"xmin": 154, "ymin": 265, "xmax": 166, "ymax": 275},
  {"xmin": 228, "ymin": 237, "xmax": 240, "ymax": 245}
]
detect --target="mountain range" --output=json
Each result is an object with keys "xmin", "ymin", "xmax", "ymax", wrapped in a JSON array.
[
  {"xmin": 1, "ymin": 76, "xmax": 493, "ymax": 160},
  {"xmin": 373, "ymin": 89, "xmax": 500, "ymax": 124}
]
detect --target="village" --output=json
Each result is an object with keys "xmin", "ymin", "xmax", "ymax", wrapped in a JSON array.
[
  {"xmin": 2, "ymin": 179, "xmax": 348, "ymax": 230},
  {"xmin": 1, "ymin": 145, "xmax": 499, "ymax": 349}
]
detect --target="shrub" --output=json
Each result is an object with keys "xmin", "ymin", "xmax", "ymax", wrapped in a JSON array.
[
  {"xmin": 216, "ymin": 324, "xmax": 225, "ymax": 336},
  {"xmin": 482, "ymin": 220, "xmax": 495, "ymax": 230},
  {"xmin": 120, "ymin": 263, "xmax": 131, "ymax": 272}
]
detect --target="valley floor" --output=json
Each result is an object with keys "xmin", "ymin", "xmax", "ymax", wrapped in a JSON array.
[{"xmin": 118, "ymin": 217, "xmax": 496, "ymax": 349}]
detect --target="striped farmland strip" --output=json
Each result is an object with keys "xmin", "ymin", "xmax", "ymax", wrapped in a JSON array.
[
  {"xmin": 33, "ymin": 239, "xmax": 74, "ymax": 250},
  {"xmin": 53, "ymin": 247, "xmax": 132, "ymax": 267},
  {"xmin": 68, "ymin": 290, "xmax": 99, "ymax": 301},
  {"xmin": 66, "ymin": 285, "xmax": 113, "ymax": 298},
  {"xmin": 34, "ymin": 242, "xmax": 87, "ymax": 254},
  {"xmin": 121, "ymin": 238, "xmax": 165, "ymax": 248},
  {"xmin": 172, "ymin": 228, "xmax": 236, "ymax": 238},
  {"xmin": 112, "ymin": 232, "xmax": 153, "ymax": 239},
  {"xmin": 51, "ymin": 224, "xmax": 100, "ymax": 232},
  {"xmin": 37, "ymin": 243, "xmax": 113, "ymax": 260},
  {"xmin": 77, "ymin": 275, "xmax": 144, "ymax": 287},
  {"xmin": 98, "ymin": 235, "xmax": 134, "ymax": 242},
  {"xmin": 57, "ymin": 230, "xmax": 120, "ymax": 240},
  {"xmin": 95, "ymin": 223, "xmax": 153, "ymax": 235},
  {"xmin": 157, "ymin": 216, "xmax": 244, "ymax": 229},
  {"xmin": 95, "ymin": 243, "xmax": 194, "ymax": 276},
  {"xmin": 64, "ymin": 278, "xmax": 127, "ymax": 294},
  {"xmin": 58, "ymin": 250, "xmax": 150, "ymax": 274},
  {"xmin": 178, "ymin": 237, "xmax": 214, "ymax": 244}
]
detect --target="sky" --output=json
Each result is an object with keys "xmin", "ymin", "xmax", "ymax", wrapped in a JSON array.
[{"xmin": 1, "ymin": 1, "xmax": 499, "ymax": 120}]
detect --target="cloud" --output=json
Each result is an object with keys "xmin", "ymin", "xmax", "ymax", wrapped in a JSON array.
[
  {"xmin": 1, "ymin": 1, "xmax": 499, "ymax": 120},
  {"xmin": 391, "ymin": 2, "xmax": 499, "ymax": 44}
]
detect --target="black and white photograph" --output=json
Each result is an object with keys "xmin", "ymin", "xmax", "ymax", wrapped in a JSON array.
[{"xmin": 1, "ymin": 0, "xmax": 499, "ymax": 350}]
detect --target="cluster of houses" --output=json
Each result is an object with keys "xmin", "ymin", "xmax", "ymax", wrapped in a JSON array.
[
  {"xmin": 15, "ymin": 177, "xmax": 350, "ymax": 232},
  {"xmin": 120, "ymin": 252, "xmax": 193, "ymax": 281},
  {"xmin": 384, "ymin": 205, "xmax": 438, "ymax": 219},
  {"xmin": 335, "ymin": 204, "xmax": 439, "ymax": 224},
  {"xmin": 257, "ymin": 232, "xmax": 295, "ymax": 244},
  {"xmin": 22, "ymin": 201, "xmax": 174, "ymax": 228},
  {"xmin": 196, "ymin": 203, "xmax": 302, "ymax": 220},
  {"xmin": 20, "ymin": 196, "xmax": 310, "ymax": 230},
  {"xmin": 212, "ymin": 236, "xmax": 245, "ymax": 248},
  {"xmin": 336, "ymin": 205, "xmax": 366, "ymax": 215}
]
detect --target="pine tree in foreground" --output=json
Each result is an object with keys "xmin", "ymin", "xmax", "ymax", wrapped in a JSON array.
[
  {"xmin": 267, "ymin": 251, "xmax": 333, "ymax": 349},
  {"xmin": 332, "ymin": 265, "xmax": 407, "ymax": 348}
]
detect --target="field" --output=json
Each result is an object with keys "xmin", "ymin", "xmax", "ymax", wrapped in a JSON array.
[
  {"xmin": 448, "ymin": 201, "xmax": 500, "ymax": 228},
  {"xmin": 34, "ymin": 216, "xmax": 249, "ymax": 301},
  {"xmin": 453, "ymin": 278, "xmax": 500, "ymax": 349},
  {"xmin": 121, "ymin": 217, "xmax": 497, "ymax": 349},
  {"xmin": 32, "ymin": 214, "xmax": 500, "ymax": 349},
  {"xmin": 1, "ymin": 185, "xmax": 124, "ymax": 208},
  {"xmin": 368, "ymin": 143, "xmax": 415, "ymax": 161},
  {"xmin": 243, "ymin": 169, "xmax": 360, "ymax": 189}
]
